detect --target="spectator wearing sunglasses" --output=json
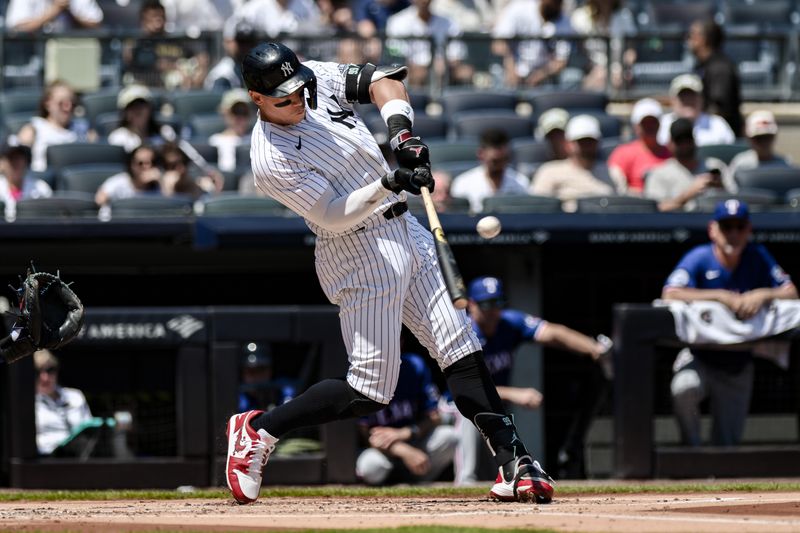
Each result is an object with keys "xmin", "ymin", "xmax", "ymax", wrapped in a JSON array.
[
  {"xmin": 663, "ymin": 200, "xmax": 797, "ymax": 447},
  {"xmin": 452, "ymin": 276, "xmax": 613, "ymax": 483},
  {"xmin": 160, "ymin": 142, "xmax": 223, "ymax": 199},
  {"xmin": 95, "ymin": 144, "xmax": 164, "ymax": 207},
  {"xmin": 34, "ymin": 350, "xmax": 93, "ymax": 456}
]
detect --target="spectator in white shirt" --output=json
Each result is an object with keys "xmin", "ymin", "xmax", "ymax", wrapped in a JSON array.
[
  {"xmin": 209, "ymin": 89, "xmax": 253, "ymax": 173},
  {"xmin": 16, "ymin": 80, "xmax": 95, "ymax": 173},
  {"xmin": 233, "ymin": 0, "xmax": 321, "ymax": 38},
  {"xmin": 34, "ymin": 350, "xmax": 93, "ymax": 456},
  {"xmin": 492, "ymin": 0, "xmax": 573, "ymax": 88},
  {"xmin": 6, "ymin": 0, "xmax": 103, "ymax": 32},
  {"xmin": 386, "ymin": 0, "xmax": 470, "ymax": 87},
  {"xmin": 451, "ymin": 128, "xmax": 530, "ymax": 213},
  {"xmin": 107, "ymin": 85, "xmax": 165, "ymax": 153},
  {"xmin": 658, "ymin": 74, "xmax": 736, "ymax": 147},
  {"xmin": 728, "ymin": 110, "xmax": 792, "ymax": 185}
]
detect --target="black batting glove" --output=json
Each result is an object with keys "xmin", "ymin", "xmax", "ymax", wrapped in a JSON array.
[
  {"xmin": 381, "ymin": 167, "xmax": 435, "ymax": 195},
  {"xmin": 391, "ymin": 131, "xmax": 431, "ymax": 173}
]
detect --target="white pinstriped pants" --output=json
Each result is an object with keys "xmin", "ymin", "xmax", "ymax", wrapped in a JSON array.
[{"xmin": 314, "ymin": 212, "xmax": 481, "ymax": 404}]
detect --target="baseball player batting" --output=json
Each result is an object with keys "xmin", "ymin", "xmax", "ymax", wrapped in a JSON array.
[{"xmin": 224, "ymin": 42, "xmax": 554, "ymax": 505}]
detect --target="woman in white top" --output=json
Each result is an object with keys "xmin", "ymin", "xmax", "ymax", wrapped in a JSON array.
[
  {"xmin": 107, "ymin": 84, "xmax": 165, "ymax": 153},
  {"xmin": 95, "ymin": 144, "xmax": 163, "ymax": 206},
  {"xmin": 208, "ymin": 88, "xmax": 253, "ymax": 172},
  {"xmin": 34, "ymin": 349, "xmax": 93, "ymax": 456},
  {"xmin": 16, "ymin": 80, "xmax": 94, "ymax": 172},
  {"xmin": 0, "ymin": 143, "xmax": 52, "ymax": 220}
]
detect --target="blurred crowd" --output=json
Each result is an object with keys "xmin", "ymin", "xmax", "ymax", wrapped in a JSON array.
[{"xmin": 0, "ymin": 0, "xmax": 797, "ymax": 219}]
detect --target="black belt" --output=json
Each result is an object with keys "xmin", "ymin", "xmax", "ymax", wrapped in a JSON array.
[{"xmin": 382, "ymin": 201, "xmax": 408, "ymax": 220}]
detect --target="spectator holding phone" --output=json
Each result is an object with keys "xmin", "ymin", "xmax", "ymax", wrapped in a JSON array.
[{"xmin": 645, "ymin": 118, "xmax": 732, "ymax": 212}]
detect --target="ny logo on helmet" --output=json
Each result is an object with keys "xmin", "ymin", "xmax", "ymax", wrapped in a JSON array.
[{"xmin": 281, "ymin": 62, "xmax": 294, "ymax": 77}]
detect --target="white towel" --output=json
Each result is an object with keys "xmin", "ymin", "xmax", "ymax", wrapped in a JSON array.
[{"xmin": 653, "ymin": 299, "xmax": 800, "ymax": 369}]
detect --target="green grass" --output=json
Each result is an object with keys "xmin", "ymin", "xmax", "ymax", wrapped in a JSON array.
[{"xmin": 1, "ymin": 480, "xmax": 799, "ymax": 502}]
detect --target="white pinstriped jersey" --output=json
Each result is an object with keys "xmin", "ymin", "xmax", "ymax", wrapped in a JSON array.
[
  {"xmin": 250, "ymin": 60, "xmax": 405, "ymax": 237},
  {"xmin": 248, "ymin": 60, "xmax": 481, "ymax": 403}
]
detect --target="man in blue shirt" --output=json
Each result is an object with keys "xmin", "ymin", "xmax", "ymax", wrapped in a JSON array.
[
  {"xmin": 356, "ymin": 350, "xmax": 458, "ymax": 485},
  {"xmin": 455, "ymin": 276, "xmax": 613, "ymax": 483},
  {"xmin": 663, "ymin": 199, "xmax": 797, "ymax": 446}
]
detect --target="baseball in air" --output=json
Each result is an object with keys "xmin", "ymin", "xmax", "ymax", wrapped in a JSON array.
[{"xmin": 476, "ymin": 216, "xmax": 502, "ymax": 239}]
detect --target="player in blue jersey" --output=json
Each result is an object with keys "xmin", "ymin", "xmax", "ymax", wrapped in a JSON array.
[
  {"xmin": 356, "ymin": 349, "xmax": 457, "ymax": 485},
  {"xmin": 663, "ymin": 199, "xmax": 797, "ymax": 446},
  {"xmin": 454, "ymin": 276, "xmax": 614, "ymax": 484}
]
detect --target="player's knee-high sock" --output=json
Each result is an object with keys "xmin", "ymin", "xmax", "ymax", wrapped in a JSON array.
[
  {"xmin": 444, "ymin": 351, "xmax": 530, "ymax": 474},
  {"xmin": 249, "ymin": 378, "xmax": 384, "ymax": 437}
]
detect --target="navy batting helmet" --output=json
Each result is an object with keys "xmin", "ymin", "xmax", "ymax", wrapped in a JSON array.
[{"xmin": 242, "ymin": 42, "xmax": 317, "ymax": 109}]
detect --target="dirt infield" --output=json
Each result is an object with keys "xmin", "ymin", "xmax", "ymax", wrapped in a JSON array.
[{"xmin": 1, "ymin": 490, "xmax": 800, "ymax": 532}]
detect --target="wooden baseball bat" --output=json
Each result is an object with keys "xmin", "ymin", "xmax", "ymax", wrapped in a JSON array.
[{"xmin": 420, "ymin": 186, "xmax": 468, "ymax": 310}]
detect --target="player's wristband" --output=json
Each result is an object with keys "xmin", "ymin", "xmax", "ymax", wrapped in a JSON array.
[
  {"xmin": 382, "ymin": 99, "xmax": 414, "ymax": 140},
  {"xmin": 389, "ymin": 129, "xmax": 415, "ymax": 151}
]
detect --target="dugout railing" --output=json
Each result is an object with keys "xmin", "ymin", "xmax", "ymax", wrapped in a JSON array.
[
  {"xmin": 1, "ymin": 306, "xmax": 354, "ymax": 489},
  {"xmin": 612, "ymin": 303, "xmax": 800, "ymax": 479}
]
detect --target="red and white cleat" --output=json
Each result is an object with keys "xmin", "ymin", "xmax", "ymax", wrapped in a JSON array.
[
  {"xmin": 225, "ymin": 410, "xmax": 279, "ymax": 504},
  {"xmin": 489, "ymin": 455, "xmax": 555, "ymax": 503}
]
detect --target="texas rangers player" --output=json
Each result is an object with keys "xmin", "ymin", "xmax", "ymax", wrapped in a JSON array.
[
  {"xmin": 224, "ymin": 42, "xmax": 554, "ymax": 504},
  {"xmin": 455, "ymin": 276, "xmax": 613, "ymax": 483}
]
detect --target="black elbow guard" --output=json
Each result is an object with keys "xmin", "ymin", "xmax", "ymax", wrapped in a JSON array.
[{"xmin": 344, "ymin": 63, "xmax": 409, "ymax": 104}]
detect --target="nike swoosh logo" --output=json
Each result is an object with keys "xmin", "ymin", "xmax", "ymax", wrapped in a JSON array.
[
  {"xmin": 705, "ymin": 270, "xmax": 721, "ymax": 280},
  {"xmin": 296, "ymin": 136, "xmax": 302, "ymax": 150}
]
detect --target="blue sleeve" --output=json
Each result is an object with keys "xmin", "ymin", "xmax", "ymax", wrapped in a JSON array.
[
  {"xmin": 665, "ymin": 247, "xmax": 703, "ymax": 289},
  {"xmin": 755, "ymin": 245, "xmax": 793, "ymax": 288},
  {"xmin": 407, "ymin": 354, "xmax": 439, "ymax": 414},
  {"xmin": 353, "ymin": 0, "xmax": 372, "ymax": 22},
  {"xmin": 503, "ymin": 310, "xmax": 544, "ymax": 342}
]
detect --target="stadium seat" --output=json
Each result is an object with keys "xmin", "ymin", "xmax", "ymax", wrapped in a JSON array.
[
  {"xmin": 600, "ymin": 138, "xmax": 623, "ymax": 160},
  {"xmin": 695, "ymin": 188, "xmax": 778, "ymax": 212},
  {"xmin": 58, "ymin": 163, "xmax": 126, "ymax": 194},
  {"xmin": 3, "ymin": 113, "xmax": 32, "ymax": 135},
  {"xmin": 724, "ymin": 0, "xmax": 795, "ymax": 29},
  {"xmin": 439, "ymin": 89, "xmax": 517, "ymax": 116},
  {"xmin": 80, "ymin": 90, "xmax": 122, "ymax": 128},
  {"xmin": 576, "ymin": 195, "xmax": 658, "ymax": 213},
  {"xmin": 0, "ymin": 89, "xmax": 42, "ymax": 119},
  {"xmin": 15, "ymin": 193, "xmax": 99, "ymax": 220},
  {"xmin": 234, "ymin": 144, "xmax": 252, "ymax": 180},
  {"xmin": 786, "ymin": 188, "xmax": 800, "ymax": 208},
  {"xmin": 427, "ymin": 140, "xmax": 479, "ymax": 166},
  {"xmin": 453, "ymin": 111, "xmax": 533, "ymax": 140},
  {"xmin": 510, "ymin": 139, "xmax": 553, "ymax": 177},
  {"xmin": 586, "ymin": 112, "xmax": 624, "ymax": 140},
  {"xmin": 646, "ymin": 0, "xmax": 716, "ymax": 28},
  {"xmin": 365, "ymin": 113, "xmax": 448, "ymax": 143},
  {"xmin": 46, "ymin": 143, "xmax": 127, "ymax": 173},
  {"xmin": 188, "ymin": 114, "xmax": 227, "ymax": 139},
  {"xmin": 200, "ymin": 194, "xmax": 288, "ymax": 216},
  {"xmin": 187, "ymin": 142, "xmax": 219, "ymax": 166},
  {"xmin": 406, "ymin": 195, "xmax": 471, "ymax": 215},
  {"xmin": 169, "ymin": 91, "xmax": 225, "ymax": 123},
  {"xmin": 524, "ymin": 90, "xmax": 608, "ymax": 117},
  {"xmin": 483, "ymin": 194, "xmax": 562, "ymax": 214},
  {"xmin": 435, "ymin": 161, "xmax": 479, "ymax": 179},
  {"xmin": 109, "ymin": 195, "xmax": 195, "ymax": 218},
  {"xmin": 734, "ymin": 166, "xmax": 800, "ymax": 197},
  {"xmin": 697, "ymin": 142, "xmax": 751, "ymax": 165}
]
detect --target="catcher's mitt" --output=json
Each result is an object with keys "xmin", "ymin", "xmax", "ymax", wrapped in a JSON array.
[{"xmin": 0, "ymin": 265, "xmax": 84, "ymax": 364}]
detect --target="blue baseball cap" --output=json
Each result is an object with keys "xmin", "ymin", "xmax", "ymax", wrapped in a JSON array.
[
  {"xmin": 468, "ymin": 276, "xmax": 505, "ymax": 302},
  {"xmin": 713, "ymin": 199, "xmax": 749, "ymax": 222}
]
